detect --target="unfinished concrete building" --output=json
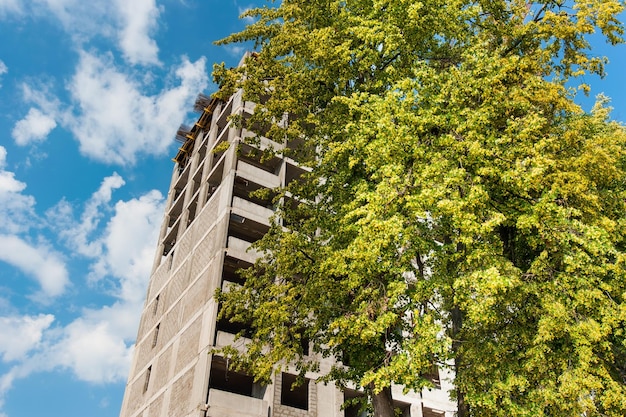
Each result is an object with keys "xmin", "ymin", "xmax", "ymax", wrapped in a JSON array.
[{"xmin": 118, "ymin": 67, "xmax": 456, "ymax": 417}]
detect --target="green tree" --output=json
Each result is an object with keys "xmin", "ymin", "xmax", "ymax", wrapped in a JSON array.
[{"xmin": 213, "ymin": 1, "xmax": 626, "ymax": 416}]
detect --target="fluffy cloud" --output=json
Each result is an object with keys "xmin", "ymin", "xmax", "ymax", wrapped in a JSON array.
[
  {"xmin": 90, "ymin": 190, "xmax": 164, "ymax": 303},
  {"xmin": 0, "ymin": 148, "xmax": 67, "ymax": 299},
  {"xmin": 0, "ymin": 60, "xmax": 6, "ymax": 87},
  {"xmin": 51, "ymin": 183, "xmax": 163, "ymax": 378},
  {"xmin": 114, "ymin": 0, "xmax": 161, "ymax": 65},
  {"xmin": 0, "ymin": 146, "xmax": 37, "ymax": 234},
  {"xmin": 18, "ymin": 50, "xmax": 208, "ymax": 165},
  {"xmin": 51, "ymin": 312, "xmax": 135, "ymax": 383},
  {"xmin": 0, "ymin": 179, "xmax": 164, "ymax": 403},
  {"xmin": 50, "ymin": 173, "xmax": 126, "ymax": 258},
  {"xmin": 0, "ymin": 315, "xmax": 54, "ymax": 362},
  {"xmin": 39, "ymin": 185, "xmax": 163, "ymax": 382},
  {"xmin": 21, "ymin": 0, "xmax": 160, "ymax": 66},
  {"xmin": 11, "ymin": 108, "xmax": 57, "ymax": 146},
  {"xmin": 48, "ymin": 173, "xmax": 163, "ymax": 303},
  {"xmin": 63, "ymin": 51, "xmax": 207, "ymax": 164},
  {"xmin": 0, "ymin": 0, "xmax": 20, "ymax": 17},
  {"xmin": 0, "ymin": 1, "xmax": 161, "ymax": 66},
  {"xmin": 0, "ymin": 235, "xmax": 69, "ymax": 299}
]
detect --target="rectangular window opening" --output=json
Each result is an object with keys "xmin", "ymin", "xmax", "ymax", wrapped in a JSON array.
[
  {"xmin": 423, "ymin": 363, "xmax": 441, "ymax": 389},
  {"xmin": 143, "ymin": 366, "xmax": 152, "ymax": 393},
  {"xmin": 208, "ymin": 356, "xmax": 265, "ymax": 398},
  {"xmin": 152, "ymin": 324, "xmax": 160, "ymax": 348},
  {"xmin": 281, "ymin": 373, "xmax": 309, "ymax": 410},
  {"xmin": 152, "ymin": 295, "xmax": 160, "ymax": 316}
]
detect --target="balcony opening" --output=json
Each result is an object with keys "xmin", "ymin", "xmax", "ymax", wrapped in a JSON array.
[
  {"xmin": 281, "ymin": 373, "xmax": 309, "ymax": 410},
  {"xmin": 343, "ymin": 389, "xmax": 367, "ymax": 417},
  {"xmin": 162, "ymin": 227, "xmax": 177, "ymax": 257},
  {"xmin": 215, "ymin": 99, "xmax": 233, "ymax": 132},
  {"xmin": 394, "ymin": 400, "xmax": 411, "ymax": 417},
  {"xmin": 174, "ymin": 159, "xmax": 191, "ymax": 189},
  {"xmin": 423, "ymin": 363, "xmax": 441, "ymax": 389},
  {"xmin": 238, "ymin": 143, "xmax": 282, "ymax": 175},
  {"xmin": 206, "ymin": 156, "xmax": 225, "ymax": 201},
  {"xmin": 222, "ymin": 255, "xmax": 251, "ymax": 285},
  {"xmin": 233, "ymin": 176, "xmax": 275, "ymax": 209},
  {"xmin": 228, "ymin": 213, "xmax": 269, "ymax": 244},
  {"xmin": 197, "ymin": 139, "xmax": 207, "ymax": 162},
  {"xmin": 208, "ymin": 356, "xmax": 265, "ymax": 399},
  {"xmin": 172, "ymin": 186, "xmax": 184, "ymax": 203},
  {"xmin": 285, "ymin": 162, "xmax": 308, "ymax": 186},
  {"xmin": 216, "ymin": 304, "xmax": 253, "ymax": 339}
]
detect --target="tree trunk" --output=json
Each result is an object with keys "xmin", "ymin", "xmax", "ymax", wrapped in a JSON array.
[
  {"xmin": 451, "ymin": 306, "xmax": 469, "ymax": 417},
  {"xmin": 370, "ymin": 384, "xmax": 395, "ymax": 417}
]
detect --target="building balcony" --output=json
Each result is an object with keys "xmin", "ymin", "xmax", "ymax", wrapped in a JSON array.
[
  {"xmin": 226, "ymin": 236, "xmax": 261, "ymax": 264},
  {"xmin": 206, "ymin": 388, "xmax": 268, "ymax": 417},
  {"xmin": 232, "ymin": 196, "xmax": 274, "ymax": 227},
  {"xmin": 236, "ymin": 159, "xmax": 280, "ymax": 189}
]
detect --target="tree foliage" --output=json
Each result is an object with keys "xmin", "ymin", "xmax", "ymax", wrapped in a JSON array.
[{"xmin": 213, "ymin": 0, "xmax": 626, "ymax": 416}]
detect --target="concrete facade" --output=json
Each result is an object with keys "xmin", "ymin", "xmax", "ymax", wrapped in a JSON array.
[{"xmin": 118, "ymin": 81, "xmax": 456, "ymax": 417}]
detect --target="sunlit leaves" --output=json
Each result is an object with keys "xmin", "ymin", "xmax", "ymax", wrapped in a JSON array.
[{"xmin": 213, "ymin": 0, "xmax": 626, "ymax": 415}]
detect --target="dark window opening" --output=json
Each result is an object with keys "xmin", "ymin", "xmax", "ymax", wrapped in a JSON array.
[
  {"xmin": 143, "ymin": 366, "xmax": 152, "ymax": 393},
  {"xmin": 228, "ymin": 213, "xmax": 269, "ymax": 244},
  {"xmin": 394, "ymin": 400, "xmax": 411, "ymax": 417},
  {"xmin": 208, "ymin": 356, "xmax": 265, "ymax": 398},
  {"xmin": 344, "ymin": 390, "xmax": 367, "ymax": 417},
  {"xmin": 281, "ymin": 373, "xmax": 309, "ymax": 410},
  {"xmin": 237, "ymin": 143, "xmax": 282, "ymax": 174},
  {"xmin": 152, "ymin": 324, "xmax": 160, "ymax": 348},
  {"xmin": 233, "ymin": 176, "xmax": 275, "ymax": 209},
  {"xmin": 423, "ymin": 364, "xmax": 441, "ymax": 389},
  {"xmin": 222, "ymin": 256, "xmax": 251, "ymax": 285},
  {"xmin": 216, "ymin": 305, "xmax": 253, "ymax": 339},
  {"xmin": 152, "ymin": 295, "xmax": 160, "ymax": 315}
]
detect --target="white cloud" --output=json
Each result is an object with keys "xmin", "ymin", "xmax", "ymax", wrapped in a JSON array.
[
  {"xmin": 51, "ymin": 313, "xmax": 134, "ymax": 383},
  {"xmin": 90, "ymin": 189, "xmax": 164, "ymax": 303},
  {"xmin": 51, "ymin": 173, "xmax": 126, "ymax": 258},
  {"xmin": 0, "ymin": 60, "xmax": 6, "ymax": 88},
  {"xmin": 48, "ymin": 172, "xmax": 163, "ymax": 297},
  {"xmin": 11, "ymin": 0, "xmax": 160, "ymax": 66},
  {"xmin": 0, "ymin": 315, "xmax": 54, "ymax": 362},
  {"xmin": 11, "ymin": 108, "xmax": 57, "ymax": 146},
  {"xmin": 63, "ymin": 51, "xmax": 208, "ymax": 164},
  {"xmin": 0, "ymin": 182, "xmax": 164, "ymax": 406},
  {"xmin": 224, "ymin": 44, "xmax": 246, "ymax": 58},
  {"xmin": 0, "ymin": 187, "xmax": 163, "ymax": 410},
  {"xmin": 18, "ymin": 52, "xmax": 209, "ymax": 165},
  {"xmin": 0, "ymin": 146, "xmax": 37, "ymax": 234},
  {"xmin": 28, "ymin": 0, "xmax": 115, "ymax": 45},
  {"xmin": 114, "ymin": 0, "xmax": 161, "ymax": 65},
  {"xmin": 0, "ymin": 235, "xmax": 69, "ymax": 298},
  {"xmin": 238, "ymin": 4, "xmax": 257, "ymax": 24},
  {"xmin": 0, "ymin": 0, "xmax": 21, "ymax": 17},
  {"xmin": 0, "ymin": 170, "xmax": 24, "ymax": 194}
]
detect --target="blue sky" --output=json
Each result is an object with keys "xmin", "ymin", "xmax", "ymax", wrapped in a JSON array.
[{"xmin": 0, "ymin": 2, "xmax": 624, "ymax": 417}]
